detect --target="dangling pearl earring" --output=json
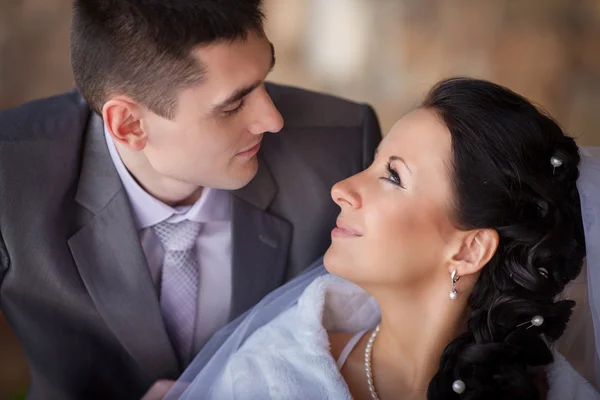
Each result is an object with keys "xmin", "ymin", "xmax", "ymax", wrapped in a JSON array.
[{"xmin": 449, "ymin": 270, "xmax": 460, "ymax": 300}]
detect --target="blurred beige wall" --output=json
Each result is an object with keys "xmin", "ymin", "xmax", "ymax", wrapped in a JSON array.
[
  {"xmin": 1, "ymin": 0, "xmax": 600, "ymax": 397},
  {"xmin": 1, "ymin": 1, "xmax": 600, "ymax": 143},
  {"xmin": 263, "ymin": 0, "xmax": 600, "ymax": 144}
]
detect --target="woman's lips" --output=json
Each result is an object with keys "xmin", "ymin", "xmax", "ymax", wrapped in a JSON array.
[{"xmin": 332, "ymin": 219, "xmax": 363, "ymax": 238}]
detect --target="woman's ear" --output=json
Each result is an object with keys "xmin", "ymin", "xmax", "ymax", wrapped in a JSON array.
[{"xmin": 449, "ymin": 229, "xmax": 499, "ymax": 277}]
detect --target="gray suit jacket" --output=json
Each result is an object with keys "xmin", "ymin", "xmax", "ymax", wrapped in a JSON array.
[{"xmin": 0, "ymin": 82, "xmax": 380, "ymax": 399}]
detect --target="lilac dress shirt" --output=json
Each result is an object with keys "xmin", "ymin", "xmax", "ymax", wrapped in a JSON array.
[{"xmin": 104, "ymin": 127, "xmax": 233, "ymax": 353}]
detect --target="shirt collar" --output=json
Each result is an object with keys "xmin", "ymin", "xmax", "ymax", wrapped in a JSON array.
[{"xmin": 104, "ymin": 125, "xmax": 231, "ymax": 230}]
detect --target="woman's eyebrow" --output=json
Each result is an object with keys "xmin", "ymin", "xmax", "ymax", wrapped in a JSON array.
[{"xmin": 388, "ymin": 155, "xmax": 412, "ymax": 174}]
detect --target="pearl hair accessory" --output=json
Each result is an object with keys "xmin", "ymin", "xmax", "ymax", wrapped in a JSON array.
[
  {"xmin": 449, "ymin": 270, "xmax": 460, "ymax": 300},
  {"xmin": 452, "ymin": 379, "xmax": 466, "ymax": 394},
  {"xmin": 550, "ymin": 155, "xmax": 563, "ymax": 175},
  {"xmin": 517, "ymin": 315, "xmax": 544, "ymax": 329},
  {"xmin": 550, "ymin": 156, "xmax": 563, "ymax": 168}
]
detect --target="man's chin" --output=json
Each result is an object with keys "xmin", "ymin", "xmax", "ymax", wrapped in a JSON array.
[{"xmin": 221, "ymin": 161, "xmax": 259, "ymax": 190}]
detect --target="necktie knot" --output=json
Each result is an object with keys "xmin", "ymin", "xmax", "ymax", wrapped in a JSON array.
[{"xmin": 152, "ymin": 219, "xmax": 202, "ymax": 252}]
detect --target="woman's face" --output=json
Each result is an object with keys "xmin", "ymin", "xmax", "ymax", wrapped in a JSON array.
[{"xmin": 324, "ymin": 108, "xmax": 462, "ymax": 291}]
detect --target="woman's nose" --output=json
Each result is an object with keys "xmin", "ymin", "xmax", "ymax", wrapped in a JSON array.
[{"xmin": 331, "ymin": 175, "xmax": 362, "ymax": 209}]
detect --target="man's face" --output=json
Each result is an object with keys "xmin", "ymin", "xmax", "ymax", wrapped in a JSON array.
[{"xmin": 138, "ymin": 31, "xmax": 283, "ymax": 190}]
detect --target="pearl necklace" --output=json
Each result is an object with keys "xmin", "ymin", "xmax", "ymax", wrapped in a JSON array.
[
  {"xmin": 364, "ymin": 324, "xmax": 381, "ymax": 400},
  {"xmin": 364, "ymin": 324, "xmax": 468, "ymax": 398}
]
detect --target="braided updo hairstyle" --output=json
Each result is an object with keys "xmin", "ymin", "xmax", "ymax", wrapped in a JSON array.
[{"xmin": 423, "ymin": 78, "xmax": 586, "ymax": 399}]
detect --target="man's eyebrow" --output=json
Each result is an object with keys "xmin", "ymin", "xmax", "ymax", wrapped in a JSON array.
[
  {"xmin": 269, "ymin": 42, "xmax": 276, "ymax": 71},
  {"xmin": 211, "ymin": 42, "xmax": 276, "ymax": 113},
  {"xmin": 213, "ymin": 82, "xmax": 261, "ymax": 112}
]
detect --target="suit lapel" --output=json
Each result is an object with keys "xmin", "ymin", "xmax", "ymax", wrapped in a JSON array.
[
  {"xmin": 68, "ymin": 113, "xmax": 179, "ymax": 381},
  {"xmin": 229, "ymin": 157, "xmax": 292, "ymax": 320},
  {"xmin": 69, "ymin": 113, "xmax": 291, "ymax": 371}
]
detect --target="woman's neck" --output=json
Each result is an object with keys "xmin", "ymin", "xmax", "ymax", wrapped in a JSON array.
[{"xmin": 368, "ymin": 284, "xmax": 469, "ymax": 397}]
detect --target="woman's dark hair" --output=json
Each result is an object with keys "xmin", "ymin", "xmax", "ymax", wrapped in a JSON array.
[{"xmin": 423, "ymin": 78, "xmax": 586, "ymax": 399}]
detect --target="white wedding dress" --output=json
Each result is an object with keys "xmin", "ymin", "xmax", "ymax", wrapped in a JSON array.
[{"xmin": 206, "ymin": 274, "xmax": 600, "ymax": 399}]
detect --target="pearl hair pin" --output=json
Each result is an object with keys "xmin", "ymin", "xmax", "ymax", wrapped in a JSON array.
[
  {"xmin": 517, "ymin": 315, "xmax": 544, "ymax": 329},
  {"xmin": 452, "ymin": 379, "xmax": 466, "ymax": 394},
  {"xmin": 550, "ymin": 156, "xmax": 563, "ymax": 168},
  {"xmin": 550, "ymin": 155, "xmax": 562, "ymax": 175}
]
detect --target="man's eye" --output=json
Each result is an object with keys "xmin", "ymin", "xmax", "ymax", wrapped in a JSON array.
[{"xmin": 223, "ymin": 100, "xmax": 245, "ymax": 116}]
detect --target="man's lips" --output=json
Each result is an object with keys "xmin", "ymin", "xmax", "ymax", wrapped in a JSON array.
[{"xmin": 237, "ymin": 141, "xmax": 261, "ymax": 157}]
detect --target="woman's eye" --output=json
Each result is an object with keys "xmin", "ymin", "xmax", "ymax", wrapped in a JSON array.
[{"xmin": 383, "ymin": 162, "xmax": 405, "ymax": 188}]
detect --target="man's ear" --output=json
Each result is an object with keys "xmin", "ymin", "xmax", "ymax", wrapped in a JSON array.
[
  {"xmin": 102, "ymin": 97, "xmax": 147, "ymax": 151},
  {"xmin": 449, "ymin": 229, "xmax": 499, "ymax": 277}
]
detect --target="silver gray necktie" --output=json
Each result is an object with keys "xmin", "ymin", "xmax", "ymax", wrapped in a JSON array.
[{"xmin": 152, "ymin": 219, "xmax": 202, "ymax": 366}]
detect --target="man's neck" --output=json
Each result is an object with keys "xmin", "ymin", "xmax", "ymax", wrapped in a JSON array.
[{"xmin": 115, "ymin": 141, "xmax": 203, "ymax": 207}]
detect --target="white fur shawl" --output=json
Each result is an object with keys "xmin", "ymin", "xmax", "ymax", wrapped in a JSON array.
[{"xmin": 210, "ymin": 275, "xmax": 599, "ymax": 399}]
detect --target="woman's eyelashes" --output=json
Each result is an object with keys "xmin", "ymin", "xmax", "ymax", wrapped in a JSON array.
[{"xmin": 382, "ymin": 162, "xmax": 405, "ymax": 189}]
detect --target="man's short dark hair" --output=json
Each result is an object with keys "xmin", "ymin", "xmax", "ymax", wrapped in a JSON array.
[{"xmin": 70, "ymin": 0, "xmax": 265, "ymax": 118}]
